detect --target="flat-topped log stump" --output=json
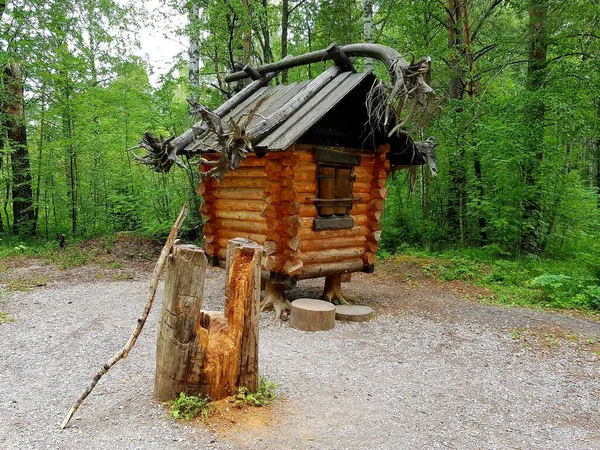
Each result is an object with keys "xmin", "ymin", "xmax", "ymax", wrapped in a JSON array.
[
  {"xmin": 290, "ymin": 298, "xmax": 336, "ymax": 331},
  {"xmin": 335, "ymin": 305, "xmax": 373, "ymax": 322}
]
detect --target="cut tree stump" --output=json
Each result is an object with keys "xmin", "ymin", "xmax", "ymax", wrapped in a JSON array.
[
  {"xmin": 154, "ymin": 244, "xmax": 208, "ymax": 401},
  {"xmin": 290, "ymin": 298, "xmax": 336, "ymax": 331},
  {"xmin": 335, "ymin": 305, "xmax": 373, "ymax": 322},
  {"xmin": 154, "ymin": 239, "xmax": 262, "ymax": 402},
  {"xmin": 321, "ymin": 274, "xmax": 358, "ymax": 305},
  {"xmin": 261, "ymin": 281, "xmax": 291, "ymax": 321}
]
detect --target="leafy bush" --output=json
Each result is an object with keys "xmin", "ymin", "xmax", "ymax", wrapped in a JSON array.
[
  {"xmin": 171, "ymin": 393, "xmax": 212, "ymax": 421},
  {"xmin": 236, "ymin": 377, "xmax": 277, "ymax": 407}
]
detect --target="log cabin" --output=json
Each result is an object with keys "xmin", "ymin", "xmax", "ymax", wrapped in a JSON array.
[{"xmin": 135, "ymin": 44, "xmax": 437, "ymax": 319}]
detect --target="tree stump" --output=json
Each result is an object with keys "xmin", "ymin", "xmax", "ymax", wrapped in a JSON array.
[
  {"xmin": 261, "ymin": 281, "xmax": 291, "ymax": 321},
  {"xmin": 154, "ymin": 240, "xmax": 262, "ymax": 402},
  {"xmin": 321, "ymin": 274, "xmax": 357, "ymax": 305},
  {"xmin": 290, "ymin": 298, "xmax": 336, "ymax": 331},
  {"xmin": 335, "ymin": 305, "xmax": 373, "ymax": 322},
  {"xmin": 154, "ymin": 245, "xmax": 208, "ymax": 401}
]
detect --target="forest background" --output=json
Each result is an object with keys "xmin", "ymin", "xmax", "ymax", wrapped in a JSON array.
[{"xmin": 1, "ymin": 0, "xmax": 600, "ymax": 312}]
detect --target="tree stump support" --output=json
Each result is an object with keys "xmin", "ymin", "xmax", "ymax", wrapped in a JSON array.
[
  {"xmin": 321, "ymin": 274, "xmax": 358, "ymax": 305},
  {"xmin": 154, "ymin": 239, "xmax": 262, "ymax": 402},
  {"xmin": 261, "ymin": 281, "xmax": 291, "ymax": 321}
]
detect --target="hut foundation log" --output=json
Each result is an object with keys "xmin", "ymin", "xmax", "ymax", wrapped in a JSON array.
[
  {"xmin": 321, "ymin": 274, "xmax": 358, "ymax": 305},
  {"xmin": 261, "ymin": 281, "xmax": 291, "ymax": 322}
]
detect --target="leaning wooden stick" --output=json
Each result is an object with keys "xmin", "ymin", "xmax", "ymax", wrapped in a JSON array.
[{"xmin": 59, "ymin": 203, "xmax": 188, "ymax": 430}]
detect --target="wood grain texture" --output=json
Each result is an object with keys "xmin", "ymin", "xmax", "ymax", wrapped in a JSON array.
[
  {"xmin": 154, "ymin": 245, "xmax": 208, "ymax": 402},
  {"xmin": 290, "ymin": 298, "xmax": 336, "ymax": 331}
]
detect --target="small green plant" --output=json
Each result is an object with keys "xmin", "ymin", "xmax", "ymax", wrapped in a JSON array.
[
  {"xmin": 0, "ymin": 311, "xmax": 15, "ymax": 324},
  {"xmin": 236, "ymin": 376, "xmax": 277, "ymax": 407},
  {"xmin": 170, "ymin": 393, "xmax": 212, "ymax": 421}
]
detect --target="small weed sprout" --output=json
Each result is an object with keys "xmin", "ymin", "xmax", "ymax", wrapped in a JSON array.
[
  {"xmin": 171, "ymin": 393, "xmax": 212, "ymax": 421},
  {"xmin": 236, "ymin": 377, "xmax": 277, "ymax": 407}
]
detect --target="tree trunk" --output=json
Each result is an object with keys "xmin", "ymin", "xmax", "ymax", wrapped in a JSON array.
[
  {"xmin": 154, "ymin": 240, "xmax": 262, "ymax": 402},
  {"xmin": 154, "ymin": 245, "xmax": 208, "ymax": 401},
  {"xmin": 3, "ymin": 62, "xmax": 35, "ymax": 235},
  {"xmin": 188, "ymin": 1, "xmax": 200, "ymax": 104},
  {"xmin": 281, "ymin": 0, "xmax": 289, "ymax": 83},
  {"xmin": 363, "ymin": 0, "xmax": 374, "ymax": 72},
  {"xmin": 520, "ymin": 0, "xmax": 548, "ymax": 254}
]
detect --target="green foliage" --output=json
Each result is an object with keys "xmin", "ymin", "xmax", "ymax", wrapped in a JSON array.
[
  {"xmin": 170, "ymin": 393, "xmax": 212, "ymax": 421},
  {"xmin": 399, "ymin": 247, "xmax": 600, "ymax": 312},
  {"xmin": 236, "ymin": 377, "xmax": 278, "ymax": 407}
]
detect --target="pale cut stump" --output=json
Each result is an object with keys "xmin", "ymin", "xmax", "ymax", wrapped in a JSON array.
[
  {"xmin": 290, "ymin": 298, "xmax": 336, "ymax": 331},
  {"xmin": 335, "ymin": 305, "xmax": 373, "ymax": 322}
]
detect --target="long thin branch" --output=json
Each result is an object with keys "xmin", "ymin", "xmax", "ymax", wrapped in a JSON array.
[{"xmin": 59, "ymin": 204, "xmax": 188, "ymax": 430}]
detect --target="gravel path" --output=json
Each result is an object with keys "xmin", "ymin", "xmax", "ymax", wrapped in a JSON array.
[{"xmin": 1, "ymin": 267, "xmax": 599, "ymax": 450}]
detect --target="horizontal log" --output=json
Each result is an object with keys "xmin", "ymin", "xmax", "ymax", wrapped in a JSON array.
[
  {"xmin": 204, "ymin": 233, "xmax": 216, "ymax": 244},
  {"xmin": 264, "ymin": 240, "xmax": 278, "ymax": 255},
  {"xmin": 349, "ymin": 203, "xmax": 370, "ymax": 215},
  {"xmin": 281, "ymin": 187, "xmax": 297, "ymax": 202},
  {"xmin": 298, "ymin": 225, "xmax": 370, "ymax": 239},
  {"xmin": 223, "ymin": 167, "xmax": 267, "ymax": 177},
  {"xmin": 371, "ymin": 188, "xmax": 388, "ymax": 200},
  {"xmin": 298, "ymin": 259, "xmax": 365, "ymax": 280},
  {"xmin": 294, "ymin": 169, "xmax": 317, "ymax": 182},
  {"xmin": 281, "ymin": 202, "xmax": 300, "ymax": 216},
  {"xmin": 236, "ymin": 157, "xmax": 268, "ymax": 167},
  {"xmin": 372, "ymin": 178, "xmax": 387, "ymax": 188},
  {"xmin": 299, "ymin": 236, "xmax": 367, "ymax": 252},
  {"xmin": 299, "ymin": 204, "xmax": 317, "ymax": 217},
  {"xmin": 218, "ymin": 230, "xmax": 266, "ymax": 245},
  {"xmin": 363, "ymin": 252, "xmax": 377, "ymax": 265},
  {"xmin": 299, "ymin": 215, "xmax": 368, "ymax": 230},
  {"xmin": 295, "ymin": 180, "xmax": 317, "ymax": 194},
  {"xmin": 353, "ymin": 182, "xmax": 373, "ymax": 193},
  {"xmin": 214, "ymin": 199, "xmax": 265, "ymax": 212},
  {"xmin": 266, "ymin": 254, "xmax": 285, "ymax": 271},
  {"xmin": 215, "ymin": 210, "xmax": 265, "ymax": 222},
  {"xmin": 283, "ymin": 258, "xmax": 304, "ymax": 276},
  {"xmin": 213, "ymin": 188, "xmax": 263, "ymax": 200},
  {"xmin": 261, "ymin": 204, "xmax": 278, "ymax": 219},
  {"xmin": 216, "ymin": 219, "xmax": 268, "ymax": 234},
  {"xmin": 299, "ymin": 247, "xmax": 366, "ymax": 264},
  {"xmin": 214, "ymin": 177, "xmax": 267, "ymax": 189},
  {"xmin": 286, "ymin": 236, "xmax": 301, "ymax": 251}
]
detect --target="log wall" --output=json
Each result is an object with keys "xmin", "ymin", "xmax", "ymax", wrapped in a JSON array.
[
  {"xmin": 199, "ymin": 143, "xmax": 389, "ymax": 279},
  {"xmin": 292, "ymin": 144, "xmax": 389, "ymax": 280},
  {"xmin": 199, "ymin": 154, "xmax": 268, "ymax": 262}
]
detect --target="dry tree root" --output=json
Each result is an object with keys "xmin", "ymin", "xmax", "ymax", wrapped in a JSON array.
[
  {"xmin": 260, "ymin": 281, "xmax": 291, "ymax": 322},
  {"xmin": 321, "ymin": 274, "xmax": 359, "ymax": 305}
]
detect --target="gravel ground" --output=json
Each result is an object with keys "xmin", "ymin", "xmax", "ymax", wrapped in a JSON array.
[{"xmin": 1, "ymin": 267, "xmax": 599, "ymax": 450}]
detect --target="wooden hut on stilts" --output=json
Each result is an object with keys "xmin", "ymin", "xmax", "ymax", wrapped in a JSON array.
[{"xmin": 134, "ymin": 43, "xmax": 437, "ymax": 320}]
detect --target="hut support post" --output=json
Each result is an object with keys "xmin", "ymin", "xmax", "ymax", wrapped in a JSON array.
[
  {"xmin": 321, "ymin": 274, "xmax": 357, "ymax": 305},
  {"xmin": 154, "ymin": 240, "xmax": 262, "ymax": 402},
  {"xmin": 261, "ymin": 281, "xmax": 291, "ymax": 321}
]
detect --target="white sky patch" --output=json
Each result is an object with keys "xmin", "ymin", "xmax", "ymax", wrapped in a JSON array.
[{"xmin": 126, "ymin": 0, "xmax": 187, "ymax": 87}]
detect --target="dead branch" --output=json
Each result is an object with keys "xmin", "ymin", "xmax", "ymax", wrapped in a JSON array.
[{"xmin": 59, "ymin": 204, "xmax": 188, "ymax": 430}]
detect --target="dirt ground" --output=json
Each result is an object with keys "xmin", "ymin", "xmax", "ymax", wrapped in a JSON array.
[{"xmin": 1, "ymin": 251, "xmax": 599, "ymax": 450}]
